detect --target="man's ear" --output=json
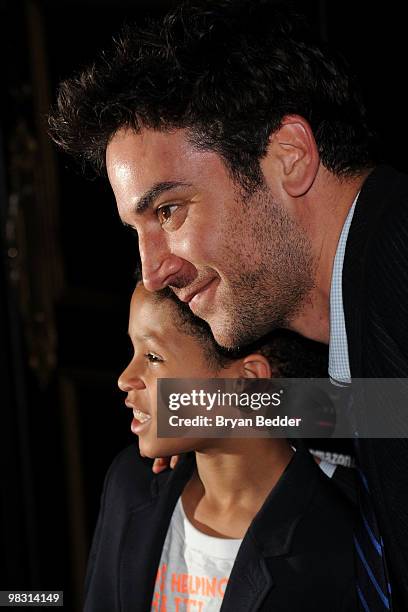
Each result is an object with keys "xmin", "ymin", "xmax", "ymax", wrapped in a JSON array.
[
  {"xmin": 262, "ymin": 114, "xmax": 319, "ymax": 197},
  {"xmin": 241, "ymin": 354, "xmax": 272, "ymax": 379}
]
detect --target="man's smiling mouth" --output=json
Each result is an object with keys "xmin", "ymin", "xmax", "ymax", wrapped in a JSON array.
[{"xmin": 174, "ymin": 276, "xmax": 218, "ymax": 306}]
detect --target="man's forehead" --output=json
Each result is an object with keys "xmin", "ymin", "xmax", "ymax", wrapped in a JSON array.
[
  {"xmin": 107, "ymin": 126, "xmax": 192, "ymax": 170},
  {"xmin": 106, "ymin": 126, "xmax": 232, "ymax": 200},
  {"xmin": 106, "ymin": 127, "xmax": 190, "ymax": 204}
]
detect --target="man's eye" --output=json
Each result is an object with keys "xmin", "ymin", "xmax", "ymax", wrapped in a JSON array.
[
  {"xmin": 157, "ymin": 204, "xmax": 178, "ymax": 225},
  {"xmin": 144, "ymin": 352, "xmax": 163, "ymax": 363}
]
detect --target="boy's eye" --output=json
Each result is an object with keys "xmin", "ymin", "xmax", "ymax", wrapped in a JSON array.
[{"xmin": 145, "ymin": 352, "xmax": 163, "ymax": 363}]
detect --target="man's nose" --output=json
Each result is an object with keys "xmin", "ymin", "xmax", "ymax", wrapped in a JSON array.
[{"xmin": 138, "ymin": 232, "xmax": 185, "ymax": 292}]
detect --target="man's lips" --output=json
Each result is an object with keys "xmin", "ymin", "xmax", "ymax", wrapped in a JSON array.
[{"xmin": 174, "ymin": 277, "xmax": 218, "ymax": 305}]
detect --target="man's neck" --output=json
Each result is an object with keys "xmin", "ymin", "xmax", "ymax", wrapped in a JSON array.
[{"xmin": 289, "ymin": 167, "xmax": 372, "ymax": 344}]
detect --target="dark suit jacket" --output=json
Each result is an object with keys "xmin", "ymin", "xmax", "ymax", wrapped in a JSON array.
[
  {"xmin": 343, "ymin": 165, "xmax": 408, "ymax": 610},
  {"xmin": 84, "ymin": 444, "xmax": 357, "ymax": 611}
]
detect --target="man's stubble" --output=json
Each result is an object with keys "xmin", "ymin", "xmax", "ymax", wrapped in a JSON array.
[{"xmin": 209, "ymin": 185, "xmax": 316, "ymax": 349}]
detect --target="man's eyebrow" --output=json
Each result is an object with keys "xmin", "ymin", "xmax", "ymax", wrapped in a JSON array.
[{"xmin": 133, "ymin": 180, "xmax": 192, "ymax": 214}]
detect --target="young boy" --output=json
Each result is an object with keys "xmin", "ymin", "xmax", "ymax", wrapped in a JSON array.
[{"xmin": 84, "ymin": 284, "xmax": 357, "ymax": 611}]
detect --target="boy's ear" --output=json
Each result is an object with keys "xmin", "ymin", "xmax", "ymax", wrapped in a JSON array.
[{"xmin": 241, "ymin": 354, "xmax": 272, "ymax": 379}]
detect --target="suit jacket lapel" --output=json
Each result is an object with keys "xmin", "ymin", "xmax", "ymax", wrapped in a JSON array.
[
  {"xmin": 220, "ymin": 536, "xmax": 274, "ymax": 612},
  {"xmin": 221, "ymin": 447, "xmax": 320, "ymax": 611},
  {"xmin": 343, "ymin": 164, "xmax": 403, "ymax": 377},
  {"xmin": 119, "ymin": 454, "xmax": 196, "ymax": 612}
]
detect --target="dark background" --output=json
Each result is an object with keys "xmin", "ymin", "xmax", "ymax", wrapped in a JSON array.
[{"xmin": 1, "ymin": 0, "xmax": 407, "ymax": 610}]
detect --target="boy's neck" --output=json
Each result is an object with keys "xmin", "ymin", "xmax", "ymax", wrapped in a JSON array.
[{"xmin": 181, "ymin": 439, "xmax": 294, "ymax": 539}]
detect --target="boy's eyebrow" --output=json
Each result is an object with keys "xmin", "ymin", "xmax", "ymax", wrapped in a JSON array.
[
  {"xmin": 132, "ymin": 180, "xmax": 192, "ymax": 214},
  {"xmin": 128, "ymin": 330, "xmax": 161, "ymax": 342}
]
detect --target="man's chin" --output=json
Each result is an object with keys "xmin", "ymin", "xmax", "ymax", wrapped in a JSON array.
[
  {"xmin": 210, "ymin": 313, "xmax": 277, "ymax": 350},
  {"xmin": 209, "ymin": 317, "xmax": 243, "ymax": 351}
]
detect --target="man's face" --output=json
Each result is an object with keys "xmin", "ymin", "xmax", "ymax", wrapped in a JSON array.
[{"xmin": 107, "ymin": 127, "xmax": 313, "ymax": 348}]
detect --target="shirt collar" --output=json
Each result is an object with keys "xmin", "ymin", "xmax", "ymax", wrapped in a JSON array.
[{"xmin": 328, "ymin": 194, "xmax": 359, "ymax": 385}]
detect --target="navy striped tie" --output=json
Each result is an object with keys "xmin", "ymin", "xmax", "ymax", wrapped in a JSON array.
[{"xmin": 354, "ymin": 441, "xmax": 392, "ymax": 611}]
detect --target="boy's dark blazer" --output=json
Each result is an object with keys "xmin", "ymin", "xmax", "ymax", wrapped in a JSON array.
[
  {"xmin": 343, "ymin": 165, "xmax": 408, "ymax": 609},
  {"xmin": 84, "ymin": 445, "xmax": 357, "ymax": 611}
]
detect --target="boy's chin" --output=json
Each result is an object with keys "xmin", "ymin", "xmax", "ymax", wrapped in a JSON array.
[
  {"xmin": 138, "ymin": 439, "xmax": 197, "ymax": 460},
  {"xmin": 138, "ymin": 440, "xmax": 172, "ymax": 460}
]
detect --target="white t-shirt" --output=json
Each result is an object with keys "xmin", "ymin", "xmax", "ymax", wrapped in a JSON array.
[
  {"xmin": 151, "ymin": 459, "xmax": 336, "ymax": 611},
  {"xmin": 151, "ymin": 497, "xmax": 242, "ymax": 612}
]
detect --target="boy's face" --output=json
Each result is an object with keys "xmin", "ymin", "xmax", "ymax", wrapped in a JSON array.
[{"xmin": 118, "ymin": 284, "xmax": 224, "ymax": 458}]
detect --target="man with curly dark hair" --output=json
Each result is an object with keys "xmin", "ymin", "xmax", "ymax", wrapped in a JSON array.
[
  {"xmin": 48, "ymin": 0, "xmax": 377, "ymax": 351},
  {"xmin": 49, "ymin": 1, "xmax": 408, "ymax": 610}
]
